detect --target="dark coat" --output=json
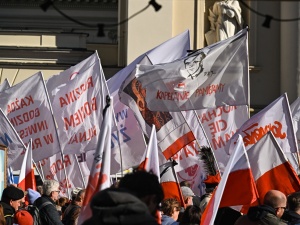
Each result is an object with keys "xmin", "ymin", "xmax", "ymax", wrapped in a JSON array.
[
  {"xmin": 282, "ymin": 210, "xmax": 300, "ymax": 225},
  {"xmin": 62, "ymin": 202, "xmax": 81, "ymax": 225},
  {"xmin": 34, "ymin": 195, "xmax": 64, "ymax": 225},
  {"xmin": 234, "ymin": 205, "xmax": 287, "ymax": 225},
  {"xmin": 0, "ymin": 201, "xmax": 14, "ymax": 225}
]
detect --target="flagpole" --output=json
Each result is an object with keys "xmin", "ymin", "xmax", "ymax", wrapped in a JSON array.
[
  {"xmin": 40, "ymin": 73, "xmax": 71, "ymax": 199},
  {"xmin": 192, "ymin": 110, "xmax": 220, "ymax": 173},
  {"xmin": 170, "ymin": 160, "xmax": 185, "ymax": 208},
  {"xmin": 38, "ymin": 161, "xmax": 45, "ymax": 182},
  {"xmin": 32, "ymin": 160, "xmax": 44, "ymax": 182},
  {"xmin": 95, "ymin": 50, "xmax": 124, "ymax": 177},
  {"xmin": 74, "ymin": 154, "xmax": 86, "ymax": 187}
]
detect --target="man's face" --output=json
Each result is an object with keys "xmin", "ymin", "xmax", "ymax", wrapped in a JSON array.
[{"xmin": 10, "ymin": 199, "xmax": 22, "ymax": 211}]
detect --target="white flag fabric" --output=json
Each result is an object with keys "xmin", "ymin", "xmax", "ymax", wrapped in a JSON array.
[
  {"xmin": 0, "ymin": 79, "xmax": 10, "ymax": 92},
  {"xmin": 136, "ymin": 28, "xmax": 249, "ymax": 112},
  {"xmin": 227, "ymin": 93, "xmax": 298, "ymax": 154},
  {"xmin": 0, "ymin": 72, "xmax": 61, "ymax": 162},
  {"xmin": 0, "ymin": 108, "xmax": 26, "ymax": 167},
  {"xmin": 201, "ymin": 135, "xmax": 257, "ymax": 225},
  {"xmin": 140, "ymin": 125, "xmax": 160, "ymax": 180},
  {"xmin": 119, "ymin": 32, "xmax": 196, "ymax": 160},
  {"xmin": 37, "ymin": 153, "xmax": 89, "ymax": 197},
  {"xmin": 290, "ymin": 97, "xmax": 300, "ymax": 147},
  {"xmin": 46, "ymin": 52, "xmax": 109, "ymax": 155},
  {"xmin": 18, "ymin": 139, "xmax": 36, "ymax": 191},
  {"xmin": 247, "ymin": 131, "xmax": 300, "ymax": 202},
  {"xmin": 78, "ymin": 96, "xmax": 113, "ymax": 225},
  {"xmin": 197, "ymin": 105, "xmax": 249, "ymax": 171}
]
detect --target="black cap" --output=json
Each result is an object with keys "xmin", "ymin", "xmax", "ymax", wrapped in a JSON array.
[{"xmin": 2, "ymin": 186, "xmax": 24, "ymax": 201}]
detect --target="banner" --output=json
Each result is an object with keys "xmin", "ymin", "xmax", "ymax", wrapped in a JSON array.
[
  {"xmin": 0, "ymin": 72, "xmax": 60, "ymax": 162},
  {"xmin": 46, "ymin": 52, "xmax": 109, "ymax": 154},
  {"xmin": 136, "ymin": 28, "xmax": 249, "ymax": 111}
]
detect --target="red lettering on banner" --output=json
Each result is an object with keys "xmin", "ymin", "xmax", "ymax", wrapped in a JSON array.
[
  {"xmin": 59, "ymin": 76, "xmax": 94, "ymax": 107},
  {"xmin": 208, "ymin": 119, "xmax": 227, "ymax": 137},
  {"xmin": 59, "ymin": 178, "xmax": 72, "ymax": 195},
  {"xmin": 212, "ymin": 131, "xmax": 236, "ymax": 150},
  {"xmin": 68, "ymin": 125, "xmax": 97, "ymax": 144},
  {"xmin": 195, "ymin": 83, "xmax": 225, "ymax": 97},
  {"xmin": 49, "ymin": 155, "xmax": 73, "ymax": 177},
  {"xmin": 156, "ymin": 91, "xmax": 190, "ymax": 101},
  {"xmin": 172, "ymin": 142, "xmax": 198, "ymax": 161},
  {"xmin": 19, "ymin": 120, "xmax": 48, "ymax": 139},
  {"xmin": 10, "ymin": 108, "xmax": 40, "ymax": 126},
  {"xmin": 242, "ymin": 121, "xmax": 286, "ymax": 147},
  {"xmin": 64, "ymin": 97, "xmax": 97, "ymax": 130},
  {"xmin": 7, "ymin": 95, "xmax": 34, "ymax": 114},
  {"xmin": 32, "ymin": 138, "xmax": 42, "ymax": 150},
  {"xmin": 199, "ymin": 106, "xmax": 237, "ymax": 124}
]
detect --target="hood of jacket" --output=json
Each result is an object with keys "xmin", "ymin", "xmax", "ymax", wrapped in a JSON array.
[{"xmin": 247, "ymin": 205, "xmax": 277, "ymax": 221}]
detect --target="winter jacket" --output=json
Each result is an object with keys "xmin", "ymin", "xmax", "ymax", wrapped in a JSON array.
[
  {"xmin": 161, "ymin": 214, "xmax": 179, "ymax": 225},
  {"xmin": 234, "ymin": 205, "xmax": 287, "ymax": 225},
  {"xmin": 34, "ymin": 195, "xmax": 64, "ymax": 225},
  {"xmin": 282, "ymin": 210, "xmax": 300, "ymax": 225},
  {"xmin": 0, "ymin": 201, "xmax": 15, "ymax": 225},
  {"xmin": 82, "ymin": 188, "xmax": 159, "ymax": 225}
]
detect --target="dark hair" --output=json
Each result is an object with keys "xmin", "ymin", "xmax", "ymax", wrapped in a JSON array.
[
  {"xmin": 161, "ymin": 198, "xmax": 180, "ymax": 216},
  {"xmin": 287, "ymin": 192, "xmax": 300, "ymax": 211},
  {"xmin": 118, "ymin": 169, "xmax": 164, "ymax": 203},
  {"xmin": 179, "ymin": 205, "xmax": 201, "ymax": 225},
  {"xmin": 180, "ymin": 181, "xmax": 191, "ymax": 188}
]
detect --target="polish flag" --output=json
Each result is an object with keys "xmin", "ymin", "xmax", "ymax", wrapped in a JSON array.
[
  {"xmin": 139, "ymin": 125, "xmax": 160, "ymax": 180},
  {"xmin": 247, "ymin": 131, "xmax": 300, "ymax": 202},
  {"xmin": 201, "ymin": 135, "xmax": 258, "ymax": 225},
  {"xmin": 18, "ymin": 139, "xmax": 36, "ymax": 191},
  {"xmin": 78, "ymin": 96, "xmax": 113, "ymax": 225},
  {"xmin": 159, "ymin": 161, "xmax": 185, "ymax": 207}
]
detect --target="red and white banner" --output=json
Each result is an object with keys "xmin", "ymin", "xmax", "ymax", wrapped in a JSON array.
[
  {"xmin": 136, "ymin": 28, "xmax": 249, "ymax": 112},
  {"xmin": 197, "ymin": 105, "xmax": 249, "ymax": 171},
  {"xmin": 201, "ymin": 135, "xmax": 258, "ymax": 225},
  {"xmin": 18, "ymin": 139, "xmax": 36, "ymax": 191},
  {"xmin": 0, "ymin": 108, "xmax": 25, "ymax": 167},
  {"xmin": 37, "ymin": 153, "xmax": 89, "ymax": 197},
  {"xmin": 78, "ymin": 97, "xmax": 113, "ymax": 224},
  {"xmin": 0, "ymin": 72, "xmax": 60, "ymax": 162},
  {"xmin": 46, "ymin": 52, "xmax": 109, "ymax": 155},
  {"xmin": 247, "ymin": 131, "xmax": 300, "ymax": 202},
  {"xmin": 0, "ymin": 78, "xmax": 10, "ymax": 92},
  {"xmin": 228, "ymin": 93, "xmax": 298, "ymax": 154}
]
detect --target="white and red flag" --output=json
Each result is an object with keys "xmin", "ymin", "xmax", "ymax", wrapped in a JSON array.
[
  {"xmin": 159, "ymin": 161, "xmax": 185, "ymax": 207},
  {"xmin": 201, "ymin": 134, "xmax": 258, "ymax": 225},
  {"xmin": 18, "ymin": 139, "xmax": 36, "ymax": 191},
  {"xmin": 119, "ymin": 31, "xmax": 195, "ymax": 160},
  {"xmin": 139, "ymin": 125, "xmax": 160, "ymax": 179},
  {"xmin": 0, "ymin": 72, "xmax": 61, "ymax": 164},
  {"xmin": 227, "ymin": 93, "xmax": 298, "ymax": 155},
  {"xmin": 247, "ymin": 131, "xmax": 300, "ymax": 202},
  {"xmin": 46, "ymin": 52, "xmax": 109, "ymax": 155},
  {"xmin": 78, "ymin": 96, "xmax": 113, "ymax": 225},
  {"xmin": 290, "ymin": 97, "xmax": 300, "ymax": 147},
  {"xmin": 135, "ymin": 28, "xmax": 249, "ymax": 112}
]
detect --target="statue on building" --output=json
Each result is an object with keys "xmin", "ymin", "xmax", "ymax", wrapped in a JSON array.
[{"xmin": 205, "ymin": 0, "xmax": 244, "ymax": 45}]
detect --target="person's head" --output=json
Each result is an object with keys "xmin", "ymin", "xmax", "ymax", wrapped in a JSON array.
[
  {"xmin": 181, "ymin": 186, "xmax": 195, "ymax": 207},
  {"xmin": 287, "ymin": 192, "xmax": 300, "ymax": 214},
  {"xmin": 36, "ymin": 185, "xmax": 43, "ymax": 195},
  {"xmin": 57, "ymin": 197, "xmax": 68, "ymax": 207},
  {"xmin": 71, "ymin": 187, "xmax": 83, "ymax": 201},
  {"xmin": 43, "ymin": 180, "xmax": 60, "ymax": 201},
  {"xmin": 118, "ymin": 169, "xmax": 164, "ymax": 217},
  {"xmin": 161, "ymin": 198, "xmax": 181, "ymax": 221},
  {"xmin": 183, "ymin": 52, "xmax": 206, "ymax": 78},
  {"xmin": 27, "ymin": 188, "xmax": 41, "ymax": 205},
  {"xmin": 1, "ymin": 186, "xmax": 24, "ymax": 211},
  {"xmin": 75, "ymin": 189, "xmax": 86, "ymax": 206},
  {"xmin": 14, "ymin": 210, "xmax": 33, "ymax": 225},
  {"xmin": 180, "ymin": 205, "xmax": 201, "ymax": 225},
  {"xmin": 180, "ymin": 181, "xmax": 191, "ymax": 188},
  {"xmin": 263, "ymin": 190, "xmax": 287, "ymax": 218}
]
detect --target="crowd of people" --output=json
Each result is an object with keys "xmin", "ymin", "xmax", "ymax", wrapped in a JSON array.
[{"xmin": 0, "ymin": 169, "xmax": 300, "ymax": 225}]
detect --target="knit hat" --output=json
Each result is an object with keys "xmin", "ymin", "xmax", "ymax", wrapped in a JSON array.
[
  {"xmin": 181, "ymin": 186, "xmax": 195, "ymax": 197},
  {"xmin": 1, "ymin": 186, "xmax": 24, "ymax": 201},
  {"xmin": 14, "ymin": 210, "xmax": 33, "ymax": 225},
  {"xmin": 27, "ymin": 188, "xmax": 41, "ymax": 204}
]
